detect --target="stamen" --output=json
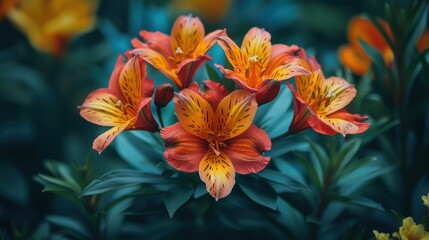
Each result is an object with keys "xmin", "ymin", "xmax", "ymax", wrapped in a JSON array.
[
  {"xmin": 325, "ymin": 92, "xmax": 335, "ymax": 98},
  {"xmin": 115, "ymin": 100, "xmax": 122, "ymax": 106},
  {"xmin": 176, "ymin": 47, "xmax": 184, "ymax": 54},
  {"xmin": 248, "ymin": 55, "xmax": 258, "ymax": 62},
  {"xmin": 209, "ymin": 143, "xmax": 221, "ymax": 156}
]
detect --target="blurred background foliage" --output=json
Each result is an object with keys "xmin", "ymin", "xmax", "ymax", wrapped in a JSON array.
[{"xmin": 0, "ymin": 0, "xmax": 428, "ymax": 239}]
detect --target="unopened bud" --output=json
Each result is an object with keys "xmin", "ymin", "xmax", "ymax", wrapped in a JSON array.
[
  {"xmin": 155, "ymin": 83, "xmax": 174, "ymax": 107},
  {"xmin": 255, "ymin": 80, "xmax": 280, "ymax": 105}
]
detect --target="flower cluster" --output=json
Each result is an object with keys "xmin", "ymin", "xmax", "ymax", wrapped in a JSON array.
[{"xmin": 79, "ymin": 15, "xmax": 370, "ymax": 200}]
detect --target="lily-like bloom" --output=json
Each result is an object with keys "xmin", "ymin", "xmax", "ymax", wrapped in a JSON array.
[
  {"xmin": 79, "ymin": 55, "xmax": 158, "ymax": 153},
  {"xmin": 215, "ymin": 27, "xmax": 309, "ymax": 104},
  {"xmin": 422, "ymin": 193, "xmax": 429, "ymax": 208},
  {"xmin": 7, "ymin": 0, "xmax": 98, "ymax": 57},
  {"xmin": 338, "ymin": 16, "xmax": 394, "ymax": 76},
  {"xmin": 287, "ymin": 57, "xmax": 370, "ymax": 136},
  {"xmin": 161, "ymin": 80, "xmax": 271, "ymax": 200},
  {"xmin": 373, "ymin": 230, "xmax": 390, "ymax": 240},
  {"xmin": 131, "ymin": 15, "xmax": 223, "ymax": 89},
  {"xmin": 393, "ymin": 217, "xmax": 429, "ymax": 240}
]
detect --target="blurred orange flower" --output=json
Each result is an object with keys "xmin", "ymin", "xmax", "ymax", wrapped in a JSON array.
[
  {"xmin": 7, "ymin": 0, "xmax": 98, "ymax": 57},
  {"xmin": 172, "ymin": 0, "xmax": 230, "ymax": 22},
  {"xmin": 417, "ymin": 29, "xmax": 429, "ymax": 53},
  {"xmin": 338, "ymin": 16, "xmax": 394, "ymax": 76},
  {"xmin": 0, "ymin": 0, "xmax": 17, "ymax": 20}
]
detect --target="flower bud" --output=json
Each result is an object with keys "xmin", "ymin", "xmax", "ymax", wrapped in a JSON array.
[
  {"xmin": 255, "ymin": 80, "xmax": 280, "ymax": 105},
  {"xmin": 155, "ymin": 83, "xmax": 174, "ymax": 108}
]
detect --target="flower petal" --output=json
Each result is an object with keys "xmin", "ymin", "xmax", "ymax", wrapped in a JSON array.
[
  {"xmin": 92, "ymin": 119, "xmax": 132, "ymax": 154},
  {"xmin": 199, "ymin": 150, "xmax": 235, "ymax": 200},
  {"xmin": 317, "ymin": 77, "xmax": 356, "ymax": 116},
  {"xmin": 176, "ymin": 55, "xmax": 211, "ymax": 89},
  {"xmin": 215, "ymin": 63, "xmax": 255, "ymax": 92},
  {"xmin": 215, "ymin": 90, "xmax": 257, "ymax": 140},
  {"xmin": 193, "ymin": 29, "xmax": 224, "ymax": 57},
  {"xmin": 174, "ymin": 88, "xmax": 215, "ymax": 139},
  {"xmin": 79, "ymin": 88, "xmax": 130, "ymax": 126},
  {"xmin": 138, "ymin": 30, "xmax": 172, "ymax": 57},
  {"xmin": 107, "ymin": 55, "xmax": 126, "ymax": 92},
  {"xmin": 132, "ymin": 48, "xmax": 181, "ymax": 87},
  {"xmin": 135, "ymin": 97, "xmax": 159, "ymax": 131},
  {"xmin": 171, "ymin": 15, "xmax": 204, "ymax": 56},
  {"xmin": 216, "ymin": 32, "xmax": 246, "ymax": 75},
  {"xmin": 223, "ymin": 125, "xmax": 271, "ymax": 174},
  {"xmin": 188, "ymin": 80, "xmax": 228, "ymax": 109},
  {"xmin": 294, "ymin": 68, "xmax": 324, "ymax": 104},
  {"xmin": 241, "ymin": 27, "xmax": 272, "ymax": 69},
  {"xmin": 118, "ymin": 56, "xmax": 145, "ymax": 107},
  {"xmin": 338, "ymin": 45, "xmax": 371, "ymax": 76},
  {"xmin": 161, "ymin": 123, "xmax": 207, "ymax": 172},
  {"xmin": 268, "ymin": 58, "xmax": 310, "ymax": 81},
  {"xmin": 323, "ymin": 109, "xmax": 369, "ymax": 135}
]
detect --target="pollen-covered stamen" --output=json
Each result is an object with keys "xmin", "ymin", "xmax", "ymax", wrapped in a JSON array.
[
  {"xmin": 207, "ymin": 132, "xmax": 227, "ymax": 157},
  {"xmin": 325, "ymin": 91, "xmax": 336, "ymax": 98},
  {"xmin": 176, "ymin": 47, "xmax": 184, "ymax": 54},
  {"xmin": 115, "ymin": 100, "xmax": 122, "ymax": 107},
  {"xmin": 248, "ymin": 55, "xmax": 258, "ymax": 62}
]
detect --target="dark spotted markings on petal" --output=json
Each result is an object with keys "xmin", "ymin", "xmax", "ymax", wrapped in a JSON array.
[
  {"xmin": 199, "ymin": 150, "xmax": 235, "ymax": 200},
  {"xmin": 215, "ymin": 90, "xmax": 257, "ymax": 140},
  {"xmin": 119, "ymin": 57, "xmax": 142, "ymax": 111}
]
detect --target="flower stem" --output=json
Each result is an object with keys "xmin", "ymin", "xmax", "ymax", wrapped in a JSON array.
[{"xmin": 156, "ymin": 106, "xmax": 165, "ymax": 128}]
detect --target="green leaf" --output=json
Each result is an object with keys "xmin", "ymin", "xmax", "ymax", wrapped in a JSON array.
[
  {"xmin": 81, "ymin": 169, "xmax": 171, "ymax": 196},
  {"xmin": 193, "ymin": 182, "xmax": 208, "ymax": 199},
  {"xmin": 0, "ymin": 161, "xmax": 28, "ymax": 205},
  {"xmin": 164, "ymin": 184, "xmax": 194, "ymax": 218},
  {"xmin": 216, "ymin": 209, "xmax": 241, "ymax": 230},
  {"xmin": 294, "ymin": 151, "xmax": 322, "ymax": 190},
  {"xmin": 238, "ymin": 178, "xmax": 277, "ymax": 210},
  {"xmin": 257, "ymin": 169, "xmax": 310, "ymax": 192},
  {"xmin": 306, "ymin": 138, "xmax": 329, "ymax": 176},
  {"xmin": 331, "ymin": 193, "xmax": 384, "ymax": 211},
  {"xmin": 46, "ymin": 215, "xmax": 90, "ymax": 239},
  {"xmin": 335, "ymin": 138, "xmax": 362, "ymax": 173},
  {"xmin": 405, "ymin": 1, "xmax": 428, "ymax": 61},
  {"xmin": 360, "ymin": 117, "xmax": 399, "ymax": 145},
  {"xmin": 205, "ymin": 63, "xmax": 221, "ymax": 82}
]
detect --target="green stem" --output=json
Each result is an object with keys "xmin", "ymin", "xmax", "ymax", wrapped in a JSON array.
[{"xmin": 156, "ymin": 106, "xmax": 165, "ymax": 128}]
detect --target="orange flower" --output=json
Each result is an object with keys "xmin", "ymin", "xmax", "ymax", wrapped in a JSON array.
[
  {"xmin": 338, "ymin": 16, "xmax": 394, "ymax": 76},
  {"xmin": 0, "ymin": 0, "xmax": 17, "ymax": 20},
  {"xmin": 215, "ymin": 27, "xmax": 309, "ymax": 104},
  {"xmin": 7, "ymin": 0, "xmax": 98, "ymax": 57},
  {"xmin": 161, "ymin": 80, "xmax": 271, "ymax": 200},
  {"xmin": 79, "ymin": 55, "xmax": 158, "ymax": 153},
  {"xmin": 131, "ymin": 15, "xmax": 223, "ymax": 89},
  {"xmin": 287, "ymin": 57, "xmax": 370, "ymax": 136},
  {"xmin": 417, "ymin": 29, "xmax": 429, "ymax": 53}
]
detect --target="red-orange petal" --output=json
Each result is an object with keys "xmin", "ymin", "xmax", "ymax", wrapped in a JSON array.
[
  {"xmin": 174, "ymin": 88, "xmax": 215, "ymax": 139},
  {"xmin": 108, "ymin": 55, "xmax": 126, "ymax": 92},
  {"xmin": 118, "ymin": 56, "xmax": 144, "ymax": 108},
  {"xmin": 188, "ymin": 80, "xmax": 228, "ymax": 110},
  {"xmin": 417, "ymin": 29, "xmax": 429, "ymax": 53},
  {"xmin": 138, "ymin": 30, "xmax": 172, "ymax": 57},
  {"xmin": 199, "ymin": 150, "xmax": 235, "ymax": 200},
  {"xmin": 223, "ymin": 125, "xmax": 271, "ymax": 174},
  {"xmin": 176, "ymin": 55, "xmax": 211, "ymax": 89},
  {"xmin": 161, "ymin": 123, "xmax": 208, "ymax": 172},
  {"xmin": 92, "ymin": 119, "xmax": 132, "ymax": 154},
  {"xmin": 214, "ymin": 90, "xmax": 257, "ymax": 140},
  {"xmin": 338, "ymin": 45, "xmax": 371, "ymax": 76},
  {"xmin": 268, "ymin": 58, "xmax": 310, "ymax": 81}
]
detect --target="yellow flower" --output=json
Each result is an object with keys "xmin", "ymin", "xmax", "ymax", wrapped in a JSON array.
[
  {"xmin": 397, "ymin": 217, "xmax": 429, "ymax": 240},
  {"xmin": 7, "ymin": 0, "xmax": 98, "ymax": 57},
  {"xmin": 422, "ymin": 193, "xmax": 429, "ymax": 208},
  {"xmin": 373, "ymin": 230, "xmax": 390, "ymax": 240}
]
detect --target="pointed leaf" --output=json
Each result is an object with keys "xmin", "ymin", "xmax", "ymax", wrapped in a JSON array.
[
  {"xmin": 164, "ymin": 184, "xmax": 194, "ymax": 218},
  {"xmin": 238, "ymin": 179, "xmax": 277, "ymax": 210}
]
